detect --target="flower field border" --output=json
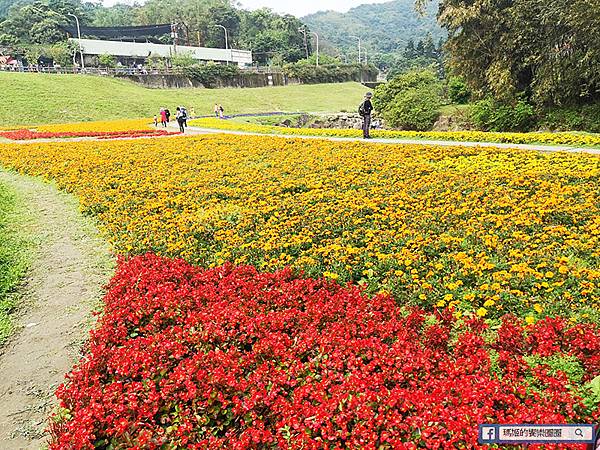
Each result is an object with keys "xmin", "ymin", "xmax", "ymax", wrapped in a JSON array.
[
  {"xmin": 49, "ymin": 254, "xmax": 600, "ymax": 449},
  {"xmin": 189, "ymin": 117, "xmax": 600, "ymax": 148},
  {"xmin": 0, "ymin": 129, "xmax": 178, "ymax": 141}
]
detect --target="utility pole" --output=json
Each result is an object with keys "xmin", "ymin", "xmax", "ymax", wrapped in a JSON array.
[
  {"xmin": 298, "ymin": 27, "xmax": 309, "ymax": 59},
  {"xmin": 67, "ymin": 13, "xmax": 85, "ymax": 71},
  {"xmin": 350, "ymin": 35, "xmax": 361, "ymax": 64}
]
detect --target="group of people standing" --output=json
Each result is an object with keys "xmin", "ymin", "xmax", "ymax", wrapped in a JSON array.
[
  {"xmin": 214, "ymin": 103, "xmax": 225, "ymax": 119},
  {"xmin": 156, "ymin": 106, "xmax": 194, "ymax": 133},
  {"xmin": 151, "ymin": 96, "xmax": 373, "ymax": 137}
]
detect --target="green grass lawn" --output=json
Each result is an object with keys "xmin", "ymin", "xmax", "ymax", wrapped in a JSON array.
[
  {"xmin": 439, "ymin": 104, "xmax": 472, "ymax": 115},
  {"xmin": 231, "ymin": 114, "xmax": 305, "ymax": 126},
  {"xmin": 0, "ymin": 73, "xmax": 368, "ymax": 126},
  {"xmin": 0, "ymin": 181, "xmax": 30, "ymax": 344}
]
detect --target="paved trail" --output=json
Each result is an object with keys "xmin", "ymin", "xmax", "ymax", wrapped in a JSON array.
[
  {"xmin": 170, "ymin": 122, "xmax": 600, "ymax": 155},
  {"xmin": 3, "ymin": 123, "xmax": 599, "ymax": 155},
  {"xmin": 0, "ymin": 170, "xmax": 113, "ymax": 450}
]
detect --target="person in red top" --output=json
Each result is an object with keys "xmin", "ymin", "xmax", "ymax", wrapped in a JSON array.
[{"xmin": 159, "ymin": 108, "xmax": 167, "ymax": 127}]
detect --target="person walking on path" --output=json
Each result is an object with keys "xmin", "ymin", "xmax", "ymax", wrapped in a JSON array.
[
  {"xmin": 159, "ymin": 108, "xmax": 167, "ymax": 127},
  {"xmin": 218, "ymin": 104, "xmax": 225, "ymax": 119},
  {"xmin": 214, "ymin": 104, "xmax": 220, "ymax": 118},
  {"xmin": 176, "ymin": 107, "xmax": 186, "ymax": 133},
  {"xmin": 358, "ymin": 92, "xmax": 374, "ymax": 139},
  {"xmin": 165, "ymin": 108, "xmax": 171, "ymax": 123},
  {"xmin": 180, "ymin": 106, "xmax": 188, "ymax": 128}
]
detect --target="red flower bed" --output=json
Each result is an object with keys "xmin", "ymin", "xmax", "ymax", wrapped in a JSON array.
[
  {"xmin": 0, "ymin": 129, "xmax": 177, "ymax": 140},
  {"xmin": 50, "ymin": 254, "xmax": 600, "ymax": 449}
]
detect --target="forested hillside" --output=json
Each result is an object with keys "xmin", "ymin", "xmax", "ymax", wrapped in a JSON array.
[{"xmin": 303, "ymin": 0, "xmax": 444, "ymax": 56}]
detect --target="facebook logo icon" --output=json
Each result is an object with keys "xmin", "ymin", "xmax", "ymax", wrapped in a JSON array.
[{"xmin": 479, "ymin": 425, "xmax": 499, "ymax": 443}]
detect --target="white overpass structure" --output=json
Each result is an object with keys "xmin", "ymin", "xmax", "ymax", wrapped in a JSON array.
[{"xmin": 70, "ymin": 38, "xmax": 253, "ymax": 67}]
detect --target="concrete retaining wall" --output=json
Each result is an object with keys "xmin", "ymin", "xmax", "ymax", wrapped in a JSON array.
[{"xmin": 116, "ymin": 70, "xmax": 375, "ymax": 89}]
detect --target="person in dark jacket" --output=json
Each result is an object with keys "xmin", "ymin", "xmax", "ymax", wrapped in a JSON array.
[
  {"xmin": 175, "ymin": 107, "xmax": 185, "ymax": 133},
  {"xmin": 165, "ymin": 108, "xmax": 171, "ymax": 123},
  {"xmin": 359, "ymin": 92, "xmax": 374, "ymax": 139}
]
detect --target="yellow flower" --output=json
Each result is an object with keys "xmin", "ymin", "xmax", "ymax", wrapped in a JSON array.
[
  {"xmin": 525, "ymin": 316, "xmax": 535, "ymax": 325},
  {"xmin": 0, "ymin": 129, "xmax": 597, "ymax": 321},
  {"xmin": 533, "ymin": 304, "xmax": 543, "ymax": 314},
  {"xmin": 476, "ymin": 307, "xmax": 487, "ymax": 317}
]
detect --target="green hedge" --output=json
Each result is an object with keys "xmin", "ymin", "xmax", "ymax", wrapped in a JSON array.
[
  {"xmin": 538, "ymin": 104, "xmax": 600, "ymax": 133},
  {"xmin": 282, "ymin": 63, "xmax": 378, "ymax": 84},
  {"xmin": 184, "ymin": 64, "xmax": 240, "ymax": 88},
  {"xmin": 373, "ymin": 69, "xmax": 444, "ymax": 130},
  {"xmin": 470, "ymin": 97, "xmax": 536, "ymax": 132}
]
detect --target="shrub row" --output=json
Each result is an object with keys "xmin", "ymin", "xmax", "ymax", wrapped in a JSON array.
[{"xmin": 283, "ymin": 63, "xmax": 378, "ymax": 84}]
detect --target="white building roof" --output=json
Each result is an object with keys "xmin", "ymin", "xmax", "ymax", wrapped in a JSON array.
[{"xmin": 70, "ymin": 38, "xmax": 252, "ymax": 65}]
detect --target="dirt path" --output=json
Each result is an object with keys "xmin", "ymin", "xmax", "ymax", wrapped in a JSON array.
[{"xmin": 0, "ymin": 170, "xmax": 113, "ymax": 449}]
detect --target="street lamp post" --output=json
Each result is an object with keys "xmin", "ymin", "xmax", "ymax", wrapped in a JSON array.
[
  {"xmin": 67, "ymin": 13, "xmax": 85, "ymax": 71},
  {"xmin": 214, "ymin": 24, "xmax": 230, "ymax": 63},
  {"xmin": 349, "ymin": 35, "xmax": 361, "ymax": 64},
  {"xmin": 311, "ymin": 31, "xmax": 319, "ymax": 66}
]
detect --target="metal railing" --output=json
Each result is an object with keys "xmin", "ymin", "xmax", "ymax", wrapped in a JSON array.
[
  {"xmin": 0, "ymin": 65, "xmax": 285, "ymax": 75},
  {"xmin": 0, "ymin": 65, "xmax": 187, "ymax": 75}
]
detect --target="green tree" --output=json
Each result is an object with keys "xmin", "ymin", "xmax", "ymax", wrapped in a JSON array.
[
  {"xmin": 47, "ymin": 41, "xmax": 76, "ymax": 65},
  {"xmin": 238, "ymin": 9, "xmax": 308, "ymax": 64},
  {"xmin": 417, "ymin": 0, "xmax": 600, "ymax": 106},
  {"xmin": 98, "ymin": 53, "xmax": 116, "ymax": 68},
  {"xmin": 385, "ymin": 87, "xmax": 442, "ymax": 130},
  {"xmin": 92, "ymin": 4, "xmax": 137, "ymax": 27},
  {"xmin": 171, "ymin": 51, "xmax": 196, "ymax": 68},
  {"xmin": 374, "ymin": 68, "xmax": 442, "ymax": 111},
  {"xmin": 447, "ymin": 76, "xmax": 471, "ymax": 104},
  {"xmin": 0, "ymin": 0, "xmax": 87, "ymax": 45},
  {"xmin": 404, "ymin": 39, "xmax": 416, "ymax": 58},
  {"xmin": 373, "ymin": 69, "xmax": 444, "ymax": 129}
]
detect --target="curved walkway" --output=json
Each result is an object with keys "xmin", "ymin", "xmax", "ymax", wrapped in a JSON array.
[
  {"xmin": 173, "ymin": 122, "xmax": 600, "ymax": 155},
  {"xmin": 2, "ymin": 122, "xmax": 599, "ymax": 155},
  {"xmin": 0, "ymin": 170, "xmax": 113, "ymax": 449}
]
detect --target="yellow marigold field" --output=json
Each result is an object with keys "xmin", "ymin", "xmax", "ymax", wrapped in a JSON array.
[
  {"xmin": 0, "ymin": 134, "xmax": 598, "ymax": 321},
  {"xmin": 190, "ymin": 117, "xmax": 600, "ymax": 147},
  {"xmin": 36, "ymin": 118, "xmax": 153, "ymax": 133}
]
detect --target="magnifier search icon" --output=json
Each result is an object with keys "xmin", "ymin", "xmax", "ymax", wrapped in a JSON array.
[{"xmin": 575, "ymin": 428, "xmax": 584, "ymax": 438}]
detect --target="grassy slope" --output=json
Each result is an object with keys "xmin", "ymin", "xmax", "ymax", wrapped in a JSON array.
[
  {"xmin": 0, "ymin": 73, "xmax": 367, "ymax": 126},
  {"xmin": 0, "ymin": 181, "xmax": 30, "ymax": 344}
]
